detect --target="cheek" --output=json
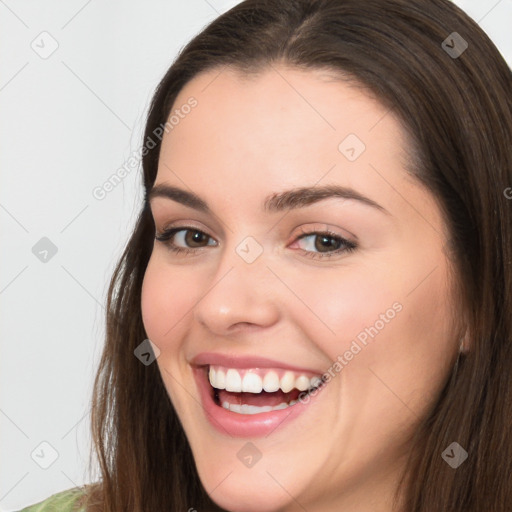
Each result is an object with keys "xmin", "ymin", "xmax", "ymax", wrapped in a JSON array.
[
  {"xmin": 140, "ymin": 255, "xmax": 200, "ymax": 343},
  {"xmin": 140, "ymin": 256, "xmax": 201, "ymax": 412},
  {"xmin": 342, "ymin": 261, "xmax": 456, "ymax": 431},
  {"xmin": 282, "ymin": 264, "xmax": 400, "ymax": 362}
]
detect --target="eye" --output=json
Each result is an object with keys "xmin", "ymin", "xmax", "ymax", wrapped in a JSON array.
[
  {"xmin": 155, "ymin": 226, "xmax": 216, "ymax": 255},
  {"xmin": 292, "ymin": 228, "xmax": 357, "ymax": 260},
  {"xmin": 154, "ymin": 225, "xmax": 357, "ymax": 260}
]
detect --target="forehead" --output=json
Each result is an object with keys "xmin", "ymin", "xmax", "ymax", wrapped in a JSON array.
[
  {"xmin": 158, "ymin": 65, "xmax": 409, "ymax": 175},
  {"xmin": 155, "ymin": 67, "xmax": 435, "ymax": 224},
  {"xmin": 169, "ymin": 65, "xmax": 395, "ymax": 143}
]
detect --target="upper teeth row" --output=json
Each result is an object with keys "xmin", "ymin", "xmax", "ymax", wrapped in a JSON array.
[{"xmin": 208, "ymin": 366, "xmax": 323, "ymax": 393}]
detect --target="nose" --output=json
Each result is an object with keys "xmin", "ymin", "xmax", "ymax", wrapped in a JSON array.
[{"xmin": 194, "ymin": 239, "xmax": 281, "ymax": 335}]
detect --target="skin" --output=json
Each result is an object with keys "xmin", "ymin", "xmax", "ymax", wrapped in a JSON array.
[{"xmin": 140, "ymin": 64, "xmax": 464, "ymax": 512}]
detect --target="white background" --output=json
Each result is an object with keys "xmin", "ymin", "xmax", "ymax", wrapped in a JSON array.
[{"xmin": 1, "ymin": 1, "xmax": 510, "ymax": 510}]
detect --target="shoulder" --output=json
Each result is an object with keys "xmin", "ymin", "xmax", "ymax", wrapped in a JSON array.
[{"xmin": 17, "ymin": 487, "xmax": 87, "ymax": 512}]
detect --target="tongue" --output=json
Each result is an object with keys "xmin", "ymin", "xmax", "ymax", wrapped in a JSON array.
[{"xmin": 218, "ymin": 388, "xmax": 301, "ymax": 406}]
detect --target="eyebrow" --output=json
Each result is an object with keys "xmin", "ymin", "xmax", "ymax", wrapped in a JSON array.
[{"xmin": 147, "ymin": 183, "xmax": 390, "ymax": 215}]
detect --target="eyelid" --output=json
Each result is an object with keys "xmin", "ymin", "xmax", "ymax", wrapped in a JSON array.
[
  {"xmin": 293, "ymin": 223, "xmax": 356, "ymax": 244},
  {"xmin": 158, "ymin": 219, "xmax": 211, "ymax": 235}
]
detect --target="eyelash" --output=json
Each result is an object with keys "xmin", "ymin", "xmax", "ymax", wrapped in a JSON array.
[{"xmin": 154, "ymin": 225, "xmax": 357, "ymax": 260}]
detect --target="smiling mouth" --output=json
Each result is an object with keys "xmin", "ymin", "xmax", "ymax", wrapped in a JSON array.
[{"xmin": 206, "ymin": 364, "xmax": 325, "ymax": 415}]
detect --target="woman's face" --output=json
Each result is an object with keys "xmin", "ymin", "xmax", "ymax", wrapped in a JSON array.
[{"xmin": 141, "ymin": 65, "xmax": 461, "ymax": 512}]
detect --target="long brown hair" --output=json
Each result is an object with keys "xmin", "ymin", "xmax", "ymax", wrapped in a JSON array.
[{"xmin": 80, "ymin": 0, "xmax": 512, "ymax": 510}]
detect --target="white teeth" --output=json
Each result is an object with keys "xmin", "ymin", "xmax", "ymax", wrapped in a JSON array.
[
  {"xmin": 262, "ymin": 371, "xmax": 280, "ymax": 392},
  {"xmin": 210, "ymin": 366, "xmax": 228, "ymax": 389},
  {"xmin": 280, "ymin": 371, "xmax": 295, "ymax": 393},
  {"xmin": 216, "ymin": 368, "xmax": 226, "ymax": 389},
  {"xmin": 242, "ymin": 372, "xmax": 263, "ymax": 393},
  {"xmin": 208, "ymin": 365, "xmax": 322, "ymax": 394},
  {"xmin": 225, "ymin": 368, "xmax": 242, "ymax": 392},
  {"xmin": 221, "ymin": 401, "xmax": 294, "ymax": 414},
  {"xmin": 310, "ymin": 376, "xmax": 323, "ymax": 388},
  {"xmin": 295, "ymin": 375, "xmax": 310, "ymax": 391}
]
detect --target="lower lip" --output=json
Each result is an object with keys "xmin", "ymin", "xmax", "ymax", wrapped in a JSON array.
[{"xmin": 192, "ymin": 366, "xmax": 326, "ymax": 438}]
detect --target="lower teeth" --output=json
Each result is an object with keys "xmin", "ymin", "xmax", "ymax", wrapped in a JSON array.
[{"xmin": 221, "ymin": 400, "xmax": 299, "ymax": 415}]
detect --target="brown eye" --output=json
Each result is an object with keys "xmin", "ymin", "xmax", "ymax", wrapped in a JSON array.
[
  {"xmin": 293, "ymin": 230, "xmax": 357, "ymax": 260},
  {"xmin": 155, "ymin": 227, "xmax": 217, "ymax": 254},
  {"xmin": 183, "ymin": 230, "xmax": 210, "ymax": 247}
]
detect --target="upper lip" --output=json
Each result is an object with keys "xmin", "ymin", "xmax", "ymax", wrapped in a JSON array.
[{"xmin": 190, "ymin": 352, "xmax": 324, "ymax": 376}]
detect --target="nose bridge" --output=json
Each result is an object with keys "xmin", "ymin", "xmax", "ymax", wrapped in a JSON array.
[
  {"xmin": 194, "ymin": 233, "xmax": 280, "ymax": 332},
  {"xmin": 217, "ymin": 233, "xmax": 272, "ymax": 287}
]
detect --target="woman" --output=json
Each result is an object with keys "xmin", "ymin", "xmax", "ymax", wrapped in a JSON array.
[{"xmin": 20, "ymin": 0, "xmax": 512, "ymax": 510}]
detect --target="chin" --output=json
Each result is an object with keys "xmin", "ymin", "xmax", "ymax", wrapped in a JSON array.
[{"xmin": 196, "ymin": 464, "xmax": 301, "ymax": 512}]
